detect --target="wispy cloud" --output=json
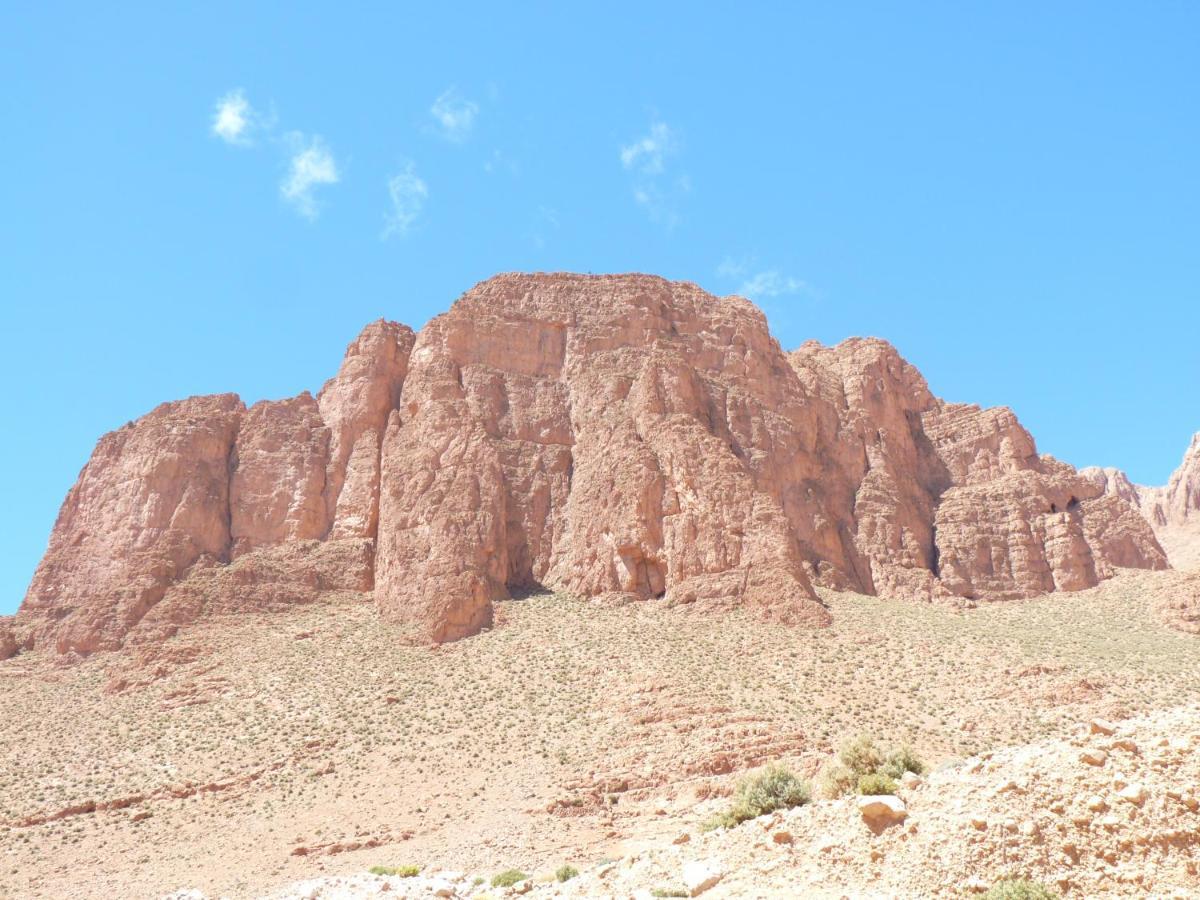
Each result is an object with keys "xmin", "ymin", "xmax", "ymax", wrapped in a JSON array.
[
  {"xmin": 212, "ymin": 89, "xmax": 258, "ymax": 145},
  {"xmin": 383, "ymin": 161, "xmax": 428, "ymax": 239},
  {"xmin": 718, "ymin": 256, "xmax": 808, "ymax": 301},
  {"xmin": 620, "ymin": 118, "xmax": 687, "ymax": 228},
  {"xmin": 280, "ymin": 134, "xmax": 339, "ymax": 220},
  {"xmin": 429, "ymin": 88, "xmax": 479, "ymax": 142},
  {"xmin": 620, "ymin": 121, "xmax": 676, "ymax": 174}
]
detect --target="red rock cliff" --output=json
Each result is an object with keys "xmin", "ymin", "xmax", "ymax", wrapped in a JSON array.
[{"xmin": 14, "ymin": 274, "xmax": 1168, "ymax": 654}]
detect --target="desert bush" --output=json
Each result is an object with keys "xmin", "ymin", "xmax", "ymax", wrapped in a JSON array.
[
  {"xmin": 817, "ymin": 761, "xmax": 856, "ymax": 799},
  {"xmin": 491, "ymin": 869, "xmax": 528, "ymax": 888},
  {"xmin": 856, "ymin": 772, "xmax": 898, "ymax": 795},
  {"xmin": 838, "ymin": 733, "xmax": 884, "ymax": 776},
  {"xmin": 650, "ymin": 889, "xmax": 689, "ymax": 898},
  {"xmin": 369, "ymin": 864, "xmax": 420, "ymax": 877},
  {"xmin": 555, "ymin": 864, "xmax": 579, "ymax": 882},
  {"xmin": 820, "ymin": 734, "xmax": 927, "ymax": 797},
  {"xmin": 981, "ymin": 878, "xmax": 1059, "ymax": 900},
  {"xmin": 881, "ymin": 744, "xmax": 926, "ymax": 779},
  {"xmin": 703, "ymin": 762, "xmax": 811, "ymax": 830}
]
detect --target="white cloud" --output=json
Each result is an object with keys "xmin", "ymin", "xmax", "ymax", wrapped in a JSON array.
[
  {"xmin": 212, "ymin": 89, "xmax": 257, "ymax": 145},
  {"xmin": 620, "ymin": 121, "xmax": 676, "ymax": 174},
  {"xmin": 737, "ymin": 270, "xmax": 807, "ymax": 300},
  {"xmin": 280, "ymin": 134, "xmax": 339, "ymax": 220},
  {"xmin": 717, "ymin": 257, "xmax": 809, "ymax": 301},
  {"xmin": 429, "ymin": 88, "xmax": 479, "ymax": 142},
  {"xmin": 620, "ymin": 119, "xmax": 687, "ymax": 228},
  {"xmin": 383, "ymin": 161, "xmax": 428, "ymax": 239},
  {"xmin": 717, "ymin": 256, "xmax": 749, "ymax": 279}
]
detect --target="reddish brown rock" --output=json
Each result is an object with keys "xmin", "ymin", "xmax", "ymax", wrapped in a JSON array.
[
  {"xmin": 0, "ymin": 618, "xmax": 19, "ymax": 660},
  {"xmin": 15, "ymin": 273, "xmax": 1172, "ymax": 653},
  {"xmin": 317, "ymin": 320, "xmax": 415, "ymax": 540},
  {"xmin": 19, "ymin": 394, "xmax": 243, "ymax": 654},
  {"xmin": 230, "ymin": 393, "xmax": 330, "ymax": 557},
  {"xmin": 1084, "ymin": 433, "xmax": 1200, "ymax": 571}
]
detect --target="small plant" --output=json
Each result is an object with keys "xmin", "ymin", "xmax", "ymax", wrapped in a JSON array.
[
  {"xmin": 881, "ymin": 744, "xmax": 926, "ymax": 779},
  {"xmin": 820, "ymin": 734, "xmax": 927, "ymax": 797},
  {"xmin": 838, "ymin": 733, "xmax": 884, "ymax": 776},
  {"xmin": 368, "ymin": 864, "xmax": 420, "ymax": 877},
  {"xmin": 650, "ymin": 889, "xmax": 689, "ymax": 898},
  {"xmin": 555, "ymin": 864, "xmax": 579, "ymax": 882},
  {"xmin": 981, "ymin": 878, "xmax": 1059, "ymax": 900},
  {"xmin": 491, "ymin": 869, "xmax": 528, "ymax": 888},
  {"xmin": 857, "ymin": 772, "xmax": 898, "ymax": 795},
  {"xmin": 817, "ymin": 761, "xmax": 856, "ymax": 799},
  {"xmin": 703, "ymin": 762, "xmax": 811, "ymax": 830}
]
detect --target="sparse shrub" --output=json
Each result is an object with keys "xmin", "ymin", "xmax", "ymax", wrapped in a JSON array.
[
  {"xmin": 491, "ymin": 869, "xmax": 528, "ymax": 888},
  {"xmin": 981, "ymin": 878, "xmax": 1059, "ymax": 900},
  {"xmin": 820, "ymin": 734, "xmax": 927, "ymax": 797},
  {"xmin": 555, "ymin": 864, "xmax": 579, "ymax": 882},
  {"xmin": 703, "ymin": 762, "xmax": 811, "ymax": 830},
  {"xmin": 856, "ymin": 772, "xmax": 898, "ymax": 795},
  {"xmin": 881, "ymin": 744, "xmax": 926, "ymax": 779},
  {"xmin": 817, "ymin": 761, "xmax": 857, "ymax": 799},
  {"xmin": 650, "ymin": 889, "xmax": 689, "ymax": 898},
  {"xmin": 838, "ymin": 733, "xmax": 884, "ymax": 776},
  {"xmin": 369, "ymin": 864, "xmax": 420, "ymax": 877}
]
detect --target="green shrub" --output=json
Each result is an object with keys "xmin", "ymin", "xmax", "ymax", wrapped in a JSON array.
[
  {"xmin": 368, "ymin": 865, "xmax": 420, "ymax": 877},
  {"xmin": 555, "ymin": 864, "xmax": 579, "ymax": 882},
  {"xmin": 491, "ymin": 869, "xmax": 528, "ymax": 888},
  {"xmin": 881, "ymin": 744, "xmax": 926, "ymax": 779},
  {"xmin": 857, "ymin": 772, "xmax": 898, "ymax": 795},
  {"xmin": 817, "ymin": 761, "xmax": 857, "ymax": 799},
  {"xmin": 703, "ymin": 762, "xmax": 811, "ymax": 830},
  {"xmin": 650, "ymin": 889, "xmax": 689, "ymax": 898},
  {"xmin": 820, "ymin": 735, "xmax": 927, "ymax": 797},
  {"xmin": 981, "ymin": 878, "xmax": 1059, "ymax": 900},
  {"xmin": 838, "ymin": 733, "xmax": 884, "ymax": 776}
]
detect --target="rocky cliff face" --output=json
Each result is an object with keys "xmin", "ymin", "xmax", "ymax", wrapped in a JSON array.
[
  {"xmin": 13, "ymin": 274, "xmax": 1168, "ymax": 654},
  {"xmin": 1086, "ymin": 433, "xmax": 1200, "ymax": 571}
]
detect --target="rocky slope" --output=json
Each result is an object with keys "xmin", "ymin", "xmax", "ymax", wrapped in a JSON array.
[
  {"xmin": 171, "ymin": 704, "xmax": 1200, "ymax": 899},
  {"xmin": 11, "ymin": 273, "xmax": 1167, "ymax": 655},
  {"xmin": 1085, "ymin": 434, "xmax": 1200, "ymax": 573}
]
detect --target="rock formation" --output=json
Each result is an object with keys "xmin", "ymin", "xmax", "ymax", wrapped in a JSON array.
[
  {"xmin": 1084, "ymin": 433, "xmax": 1200, "ymax": 571},
  {"xmin": 14, "ymin": 274, "xmax": 1168, "ymax": 655}
]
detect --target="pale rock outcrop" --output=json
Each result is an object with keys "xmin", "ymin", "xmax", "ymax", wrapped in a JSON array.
[
  {"xmin": 1084, "ymin": 432, "xmax": 1200, "ymax": 570},
  {"xmin": 16, "ymin": 273, "xmax": 1170, "ymax": 653}
]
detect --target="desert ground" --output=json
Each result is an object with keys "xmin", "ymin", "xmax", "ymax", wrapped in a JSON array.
[{"xmin": 1, "ymin": 568, "xmax": 1198, "ymax": 899}]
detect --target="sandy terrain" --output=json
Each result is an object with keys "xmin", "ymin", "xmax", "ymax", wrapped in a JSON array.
[{"xmin": 2, "ymin": 568, "xmax": 1199, "ymax": 899}]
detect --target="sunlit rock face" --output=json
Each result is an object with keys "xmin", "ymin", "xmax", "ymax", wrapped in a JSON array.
[{"xmin": 16, "ymin": 273, "xmax": 1167, "ymax": 654}]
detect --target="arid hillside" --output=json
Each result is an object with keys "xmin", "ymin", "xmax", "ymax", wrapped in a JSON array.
[{"xmin": 2, "ymin": 568, "xmax": 1198, "ymax": 898}]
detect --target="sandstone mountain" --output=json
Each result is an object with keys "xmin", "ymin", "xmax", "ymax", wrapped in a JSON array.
[
  {"xmin": 8, "ymin": 273, "xmax": 1168, "ymax": 656},
  {"xmin": 1084, "ymin": 433, "xmax": 1200, "ymax": 571}
]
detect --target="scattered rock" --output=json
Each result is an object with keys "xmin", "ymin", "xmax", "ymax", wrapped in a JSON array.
[
  {"xmin": 858, "ymin": 795, "xmax": 908, "ymax": 828},
  {"xmin": 1119, "ymin": 783, "xmax": 1149, "ymax": 806},
  {"xmin": 1081, "ymin": 749, "xmax": 1108, "ymax": 766},
  {"xmin": 1090, "ymin": 719, "xmax": 1118, "ymax": 736},
  {"xmin": 681, "ymin": 860, "xmax": 724, "ymax": 896}
]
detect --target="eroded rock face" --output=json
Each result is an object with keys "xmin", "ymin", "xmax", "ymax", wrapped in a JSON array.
[
  {"xmin": 16, "ymin": 274, "xmax": 1170, "ymax": 653},
  {"xmin": 1085, "ymin": 433, "xmax": 1200, "ymax": 571},
  {"xmin": 0, "ymin": 619, "xmax": 19, "ymax": 660}
]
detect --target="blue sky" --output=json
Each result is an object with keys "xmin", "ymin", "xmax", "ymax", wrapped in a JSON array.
[{"xmin": 2, "ymin": 3, "xmax": 1198, "ymax": 613}]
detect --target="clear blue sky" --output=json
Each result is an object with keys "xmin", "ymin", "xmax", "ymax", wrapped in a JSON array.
[{"xmin": 2, "ymin": 3, "xmax": 1198, "ymax": 614}]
